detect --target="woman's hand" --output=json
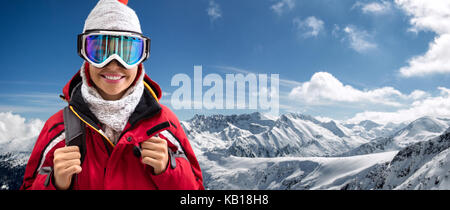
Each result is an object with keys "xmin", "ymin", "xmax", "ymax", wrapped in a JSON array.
[
  {"xmin": 53, "ymin": 146, "xmax": 82, "ymax": 190},
  {"xmin": 141, "ymin": 137, "xmax": 169, "ymax": 175}
]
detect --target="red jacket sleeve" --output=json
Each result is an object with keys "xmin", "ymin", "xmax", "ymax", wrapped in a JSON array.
[
  {"xmin": 20, "ymin": 111, "xmax": 65, "ymax": 190},
  {"xmin": 149, "ymin": 155, "xmax": 203, "ymax": 190},
  {"xmin": 150, "ymin": 107, "xmax": 204, "ymax": 190},
  {"xmin": 28, "ymin": 140, "xmax": 65, "ymax": 190}
]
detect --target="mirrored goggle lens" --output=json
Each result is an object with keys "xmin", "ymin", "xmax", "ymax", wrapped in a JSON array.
[{"xmin": 85, "ymin": 35, "xmax": 144, "ymax": 66}]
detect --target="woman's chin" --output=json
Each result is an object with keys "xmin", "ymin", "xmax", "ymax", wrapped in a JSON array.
[{"xmin": 99, "ymin": 89, "xmax": 126, "ymax": 100}]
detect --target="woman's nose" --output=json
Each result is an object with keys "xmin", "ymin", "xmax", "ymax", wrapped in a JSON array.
[{"xmin": 105, "ymin": 59, "xmax": 126, "ymax": 69}]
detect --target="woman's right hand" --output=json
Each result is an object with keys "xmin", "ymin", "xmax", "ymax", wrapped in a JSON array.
[{"xmin": 53, "ymin": 146, "xmax": 82, "ymax": 190}]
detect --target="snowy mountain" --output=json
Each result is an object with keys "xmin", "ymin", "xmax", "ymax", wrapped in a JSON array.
[
  {"xmin": 0, "ymin": 149, "xmax": 33, "ymax": 190},
  {"xmin": 195, "ymin": 123, "xmax": 450, "ymax": 190},
  {"xmin": 342, "ymin": 116, "xmax": 450, "ymax": 156},
  {"xmin": 344, "ymin": 120, "xmax": 381, "ymax": 131},
  {"xmin": 0, "ymin": 112, "xmax": 44, "ymax": 155},
  {"xmin": 0, "ymin": 153, "xmax": 28, "ymax": 190},
  {"xmin": 183, "ymin": 112, "xmax": 450, "ymax": 190},
  {"xmin": 182, "ymin": 112, "xmax": 276, "ymax": 153},
  {"xmin": 394, "ymin": 117, "xmax": 450, "ymax": 146},
  {"xmin": 183, "ymin": 112, "xmax": 368, "ymax": 158},
  {"xmin": 0, "ymin": 112, "xmax": 43, "ymax": 190},
  {"xmin": 343, "ymin": 120, "xmax": 405, "ymax": 140}
]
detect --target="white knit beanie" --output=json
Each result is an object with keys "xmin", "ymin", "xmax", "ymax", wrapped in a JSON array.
[{"xmin": 83, "ymin": 0, "xmax": 142, "ymax": 33}]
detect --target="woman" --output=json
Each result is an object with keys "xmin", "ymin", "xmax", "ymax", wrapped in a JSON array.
[{"xmin": 20, "ymin": 0, "xmax": 204, "ymax": 190}]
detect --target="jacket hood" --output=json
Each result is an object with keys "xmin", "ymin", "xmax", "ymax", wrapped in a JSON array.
[{"xmin": 62, "ymin": 63, "xmax": 162, "ymax": 102}]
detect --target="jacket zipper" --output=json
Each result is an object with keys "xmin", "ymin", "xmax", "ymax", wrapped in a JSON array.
[{"xmin": 69, "ymin": 106, "xmax": 115, "ymax": 147}]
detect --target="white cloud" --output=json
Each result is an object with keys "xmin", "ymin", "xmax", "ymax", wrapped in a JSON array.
[
  {"xmin": 347, "ymin": 88, "xmax": 450, "ymax": 124},
  {"xmin": 407, "ymin": 89, "xmax": 430, "ymax": 100},
  {"xmin": 396, "ymin": 0, "xmax": 450, "ymax": 77},
  {"xmin": 286, "ymin": 72, "xmax": 450, "ymax": 125},
  {"xmin": 271, "ymin": 0, "xmax": 296, "ymax": 16},
  {"xmin": 399, "ymin": 34, "xmax": 450, "ymax": 77},
  {"xmin": 396, "ymin": 0, "xmax": 450, "ymax": 34},
  {"xmin": 315, "ymin": 116, "xmax": 340, "ymax": 123},
  {"xmin": 293, "ymin": 16, "xmax": 325, "ymax": 38},
  {"xmin": 353, "ymin": 1, "xmax": 393, "ymax": 15},
  {"xmin": 0, "ymin": 112, "xmax": 44, "ymax": 153},
  {"xmin": 438, "ymin": 86, "xmax": 450, "ymax": 95},
  {"xmin": 207, "ymin": 0, "xmax": 222, "ymax": 22},
  {"xmin": 288, "ymin": 71, "xmax": 425, "ymax": 107},
  {"xmin": 343, "ymin": 25, "xmax": 377, "ymax": 52}
]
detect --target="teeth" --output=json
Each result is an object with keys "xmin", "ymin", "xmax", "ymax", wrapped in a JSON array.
[{"xmin": 104, "ymin": 75, "xmax": 122, "ymax": 80}]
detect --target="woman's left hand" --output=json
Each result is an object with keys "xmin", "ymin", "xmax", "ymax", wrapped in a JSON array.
[{"xmin": 141, "ymin": 137, "xmax": 169, "ymax": 175}]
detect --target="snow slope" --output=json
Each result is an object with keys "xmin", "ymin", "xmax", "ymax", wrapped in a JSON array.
[{"xmin": 198, "ymin": 149, "xmax": 397, "ymax": 190}]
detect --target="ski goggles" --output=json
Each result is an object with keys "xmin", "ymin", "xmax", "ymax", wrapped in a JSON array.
[{"xmin": 77, "ymin": 30, "xmax": 151, "ymax": 69}]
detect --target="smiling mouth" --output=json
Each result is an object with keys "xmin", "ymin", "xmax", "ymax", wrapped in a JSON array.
[{"xmin": 101, "ymin": 74, "xmax": 125, "ymax": 81}]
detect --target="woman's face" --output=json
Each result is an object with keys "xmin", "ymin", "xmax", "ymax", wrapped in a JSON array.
[{"xmin": 89, "ymin": 60, "xmax": 138, "ymax": 100}]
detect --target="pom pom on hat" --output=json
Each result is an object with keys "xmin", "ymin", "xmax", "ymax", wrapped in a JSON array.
[
  {"xmin": 83, "ymin": 0, "xmax": 142, "ymax": 33},
  {"xmin": 118, "ymin": 0, "xmax": 128, "ymax": 5}
]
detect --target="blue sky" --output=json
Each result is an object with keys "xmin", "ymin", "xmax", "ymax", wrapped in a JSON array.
[{"xmin": 1, "ymin": 0, "xmax": 450, "ymax": 123}]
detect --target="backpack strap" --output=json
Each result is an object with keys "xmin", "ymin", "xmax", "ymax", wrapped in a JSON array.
[{"xmin": 63, "ymin": 106, "xmax": 87, "ymax": 164}]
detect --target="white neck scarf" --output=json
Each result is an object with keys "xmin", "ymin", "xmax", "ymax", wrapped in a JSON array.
[{"xmin": 79, "ymin": 63, "xmax": 145, "ymax": 144}]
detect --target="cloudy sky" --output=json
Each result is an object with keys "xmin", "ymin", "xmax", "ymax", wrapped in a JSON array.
[{"xmin": 0, "ymin": 0, "xmax": 449, "ymax": 124}]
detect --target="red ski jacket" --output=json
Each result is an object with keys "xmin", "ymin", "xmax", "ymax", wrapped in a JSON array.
[{"xmin": 20, "ymin": 65, "xmax": 204, "ymax": 190}]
